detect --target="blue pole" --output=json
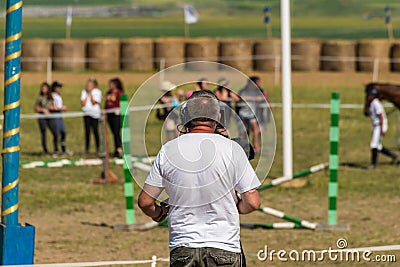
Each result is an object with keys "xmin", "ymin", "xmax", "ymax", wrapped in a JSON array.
[
  {"xmin": 0, "ymin": 1, "xmax": 35, "ymax": 264},
  {"xmin": 2, "ymin": 0, "xmax": 23, "ymax": 227}
]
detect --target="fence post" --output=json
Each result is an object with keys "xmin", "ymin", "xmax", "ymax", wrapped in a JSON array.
[
  {"xmin": 120, "ymin": 94, "xmax": 135, "ymax": 224},
  {"xmin": 46, "ymin": 57, "xmax": 52, "ymax": 84},
  {"xmin": 328, "ymin": 92, "xmax": 340, "ymax": 225},
  {"xmin": 372, "ymin": 58, "xmax": 379, "ymax": 82}
]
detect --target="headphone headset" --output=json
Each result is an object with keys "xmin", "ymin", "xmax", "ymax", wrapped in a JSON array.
[{"xmin": 179, "ymin": 90, "xmax": 219, "ymax": 130}]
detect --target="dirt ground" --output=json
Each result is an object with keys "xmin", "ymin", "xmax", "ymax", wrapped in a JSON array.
[{"xmin": 8, "ymin": 70, "xmax": 400, "ymax": 266}]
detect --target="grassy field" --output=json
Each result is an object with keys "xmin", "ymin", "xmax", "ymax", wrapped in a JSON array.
[
  {"xmin": 0, "ymin": 16, "xmax": 395, "ymax": 40},
  {"xmin": 1, "ymin": 0, "xmax": 399, "ymax": 39},
  {"xmin": 0, "ymin": 70, "xmax": 398, "ymax": 265}
]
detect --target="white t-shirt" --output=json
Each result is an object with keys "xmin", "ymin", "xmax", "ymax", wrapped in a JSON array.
[
  {"xmin": 145, "ymin": 133, "xmax": 261, "ymax": 253},
  {"xmin": 369, "ymin": 98, "xmax": 388, "ymax": 132},
  {"xmin": 81, "ymin": 88, "xmax": 102, "ymax": 119},
  {"xmin": 52, "ymin": 93, "xmax": 63, "ymax": 110}
]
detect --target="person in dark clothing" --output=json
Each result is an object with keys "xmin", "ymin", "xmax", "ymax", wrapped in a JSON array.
[
  {"xmin": 156, "ymin": 81, "xmax": 179, "ymax": 143},
  {"xmin": 105, "ymin": 78, "xmax": 124, "ymax": 158},
  {"xmin": 51, "ymin": 81, "xmax": 71, "ymax": 156},
  {"xmin": 34, "ymin": 82, "xmax": 58, "ymax": 154},
  {"xmin": 214, "ymin": 77, "xmax": 240, "ymax": 130}
]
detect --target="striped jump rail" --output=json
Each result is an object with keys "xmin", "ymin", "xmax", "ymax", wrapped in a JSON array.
[
  {"xmin": 258, "ymin": 206, "xmax": 317, "ymax": 230},
  {"xmin": 241, "ymin": 222, "xmax": 302, "ymax": 230},
  {"xmin": 258, "ymin": 163, "xmax": 328, "ymax": 191},
  {"xmin": 20, "ymin": 157, "xmax": 155, "ymax": 169}
]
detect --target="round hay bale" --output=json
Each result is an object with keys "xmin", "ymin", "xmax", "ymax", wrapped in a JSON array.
[
  {"xmin": 87, "ymin": 38, "xmax": 120, "ymax": 71},
  {"xmin": 219, "ymin": 38, "xmax": 253, "ymax": 71},
  {"xmin": 52, "ymin": 39, "xmax": 86, "ymax": 71},
  {"xmin": 357, "ymin": 39, "xmax": 391, "ymax": 72},
  {"xmin": 21, "ymin": 39, "xmax": 52, "ymax": 71},
  {"xmin": 291, "ymin": 39, "xmax": 321, "ymax": 71},
  {"xmin": 121, "ymin": 38, "xmax": 154, "ymax": 71},
  {"xmin": 253, "ymin": 39, "xmax": 281, "ymax": 71},
  {"xmin": 321, "ymin": 40, "xmax": 356, "ymax": 71},
  {"xmin": 154, "ymin": 37, "xmax": 185, "ymax": 69},
  {"xmin": 390, "ymin": 41, "xmax": 400, "ymax": 71},
  {"xmin": 185, "ymin": 38, "xmax": 219, "ymax": 71}
]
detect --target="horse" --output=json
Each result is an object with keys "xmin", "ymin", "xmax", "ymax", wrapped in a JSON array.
[{"xmin": 364, "ymin": 82, "xmax": 400, "ymax": 116}]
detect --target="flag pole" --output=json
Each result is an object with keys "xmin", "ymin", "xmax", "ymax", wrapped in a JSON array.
[
  {"xmin": 385, "ymin": 5, "xmax": 394, "ymax": 41},
  {"xmin": 66, "ymin": 6, "xmax": 72, "ymax": 39},
  {"xmin": 266, "ymin": 24, "xmax": 272, "ymax": 38},
  {"xmin": 66, "ymin": 25, "xmax": 71, "ymax": 39},
  {"xmin": 387, "ymin": 23, "xmax": 394, "ymax": 41},
  {"xmin": 184, "ymin": 23, "xmax": 189, "ymax": 39}
]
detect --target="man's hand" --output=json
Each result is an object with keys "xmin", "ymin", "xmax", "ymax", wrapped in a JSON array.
[{"xmin": 152, "ymin": 204, "xmax": 169, "ymax": 222}]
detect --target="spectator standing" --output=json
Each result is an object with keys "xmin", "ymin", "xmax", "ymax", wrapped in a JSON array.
[
  {"xmin": 34, "ymin": 82, "xmax": 58, "ymax": 154},
  {"xmin": 51, "ymin": 81, "xmax": 70, "ymax": 156},
  {"xmin": 214, "ymin": 77, "xmax": 240, "ymax": 130},
  {"xmin": 253, "ymin": 76, "xmax": 271, "ymax": 133},
  {"xmin": 156, "ymin": 81, "xmax": 179, "ymax": 143},
  {"xmin": 81, "ymin": 77, "xmax": 102, "ymax": 154},
  {"xmin": 105, "ymin": 78, "xmax": 124, "ymax": 158}
]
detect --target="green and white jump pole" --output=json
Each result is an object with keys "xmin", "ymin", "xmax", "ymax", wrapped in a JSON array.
[
  {"xmin": 258, "ymin": 206, "xmax": 317, "ymax": 230},
  {"xmin": 0, "ymin": 0, "xmax": 35, "ymax": 264},
  {"xmin": 120, "ymin": 94, "xmax": 135, "ymax": 225},
  {"xmin": 258, "ymin": 163, "xmax": 328, "ymax": 191},
  {"xmin": 241, "ymin": 222, "xmax": 302, "ymax": 230},
  {"xmin": 328, "ymin": 92, "xmax": 340, "ymax": 225}
]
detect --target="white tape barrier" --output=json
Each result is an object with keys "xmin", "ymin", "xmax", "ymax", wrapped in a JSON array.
[
  {"xmin": 21, "ymin": 157, "xmax": 156, "ymax": 169},
  {"xmin": 2, "ymin": 256, "xmax": 169, "ymax": 267},
  {"xmin": 1, "ymin": 102, "xmax": 392, "ymax": 121}
]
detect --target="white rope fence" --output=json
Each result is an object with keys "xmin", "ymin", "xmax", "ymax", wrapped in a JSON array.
[
  {"xmin": 0, "ymin": 102, "xmax": 394, "ymax": 121},
  {"xmin": 2, "ymin": 256, "xmax": 170, "ymax": 267}
]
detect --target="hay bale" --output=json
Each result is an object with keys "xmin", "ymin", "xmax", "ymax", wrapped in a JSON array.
[
  {"xmin": 219, "ymin": 38, "xmax": 253, "ymax": 71},
  {"xmin": 185, "ymin": 38, "xmax": 219, "ymax": 70},
  {"xmin": 357, "ymin": 39, "xmax": 391, "ymax": 72},
  {"xmin": 22, "ymin": 39, "xmax": 52, "ymax": 71},
  {"xmin": 291, "ymin": 39, "xmax": 321, "ymax": 71},
  {"xmin": 52, "ymin": 39, "xmax": 86, "ymax": 71},
  {"xmin": 390, "ymin": 41, "xmax": 400, "ymax": 71},
  {"xmin": 87, "ymin": 38, "xmax": 120, "ymax": 71},
  {"xmin": 121, "ymin": 38, "xmax": 154, "ymax": 71},
  {"xmin": 321, "ymin": 40, "xmax": 356, "ymax": 72},
  {"xmin": 253, "ymin": 39, "xmax": 281, "ymax": 71},
  {"xmin": 154, "ymin": 37, "xmax": 185, "ymax": 69}
]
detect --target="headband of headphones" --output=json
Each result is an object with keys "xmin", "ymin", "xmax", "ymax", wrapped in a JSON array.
[{"xmin": 180, "ymin": 90, "xmax": 220, "ymax": 128}]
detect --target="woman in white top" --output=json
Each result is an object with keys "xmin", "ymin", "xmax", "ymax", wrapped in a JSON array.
[{"xmin": 81, "ymin": 78, "xmax": 102, "ymax": 154}]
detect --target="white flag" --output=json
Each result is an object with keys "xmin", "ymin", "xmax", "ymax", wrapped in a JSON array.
[
  {"xmin": 66, "ymin": 6, "xmax": 73, "ymax": 27},
  {"xmin": 184, "ymin": 4, "xmax": 199, "ymax": 24}
]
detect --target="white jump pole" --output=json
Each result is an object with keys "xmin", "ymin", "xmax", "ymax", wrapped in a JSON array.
[{"xmin": 281, "ymin": 0, "xmax": 293, "ymax": 178}]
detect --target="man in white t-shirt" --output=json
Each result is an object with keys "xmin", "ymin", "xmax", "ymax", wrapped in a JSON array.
[
  {"xmin": 138, "ymin": 90, "xmax": 261, "ymax": 267},
  {"xmin": 81, "ymin": 78, "xmax": 102, "ymax": 154},
  {"xmin": 365, "ymin": 87, "xmax": 398, "ymax": 169}
]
